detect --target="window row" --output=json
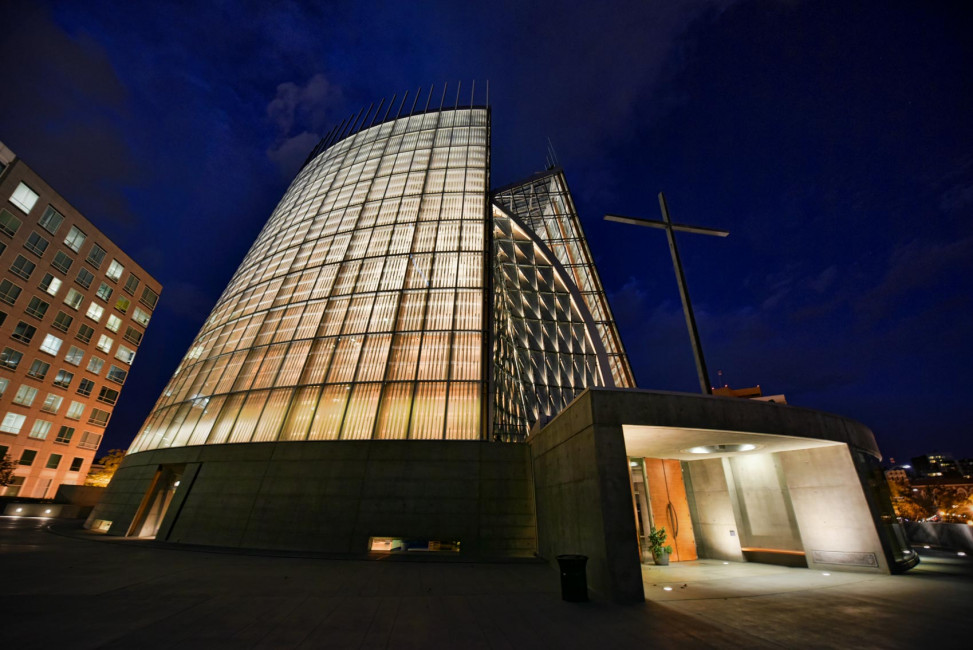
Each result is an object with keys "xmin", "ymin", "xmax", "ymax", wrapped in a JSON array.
[
  {"xmin": 1, "ymin": 409, "xmax": 110, "ymax": 437},
  {"xmin": 1, "ymin": 346, "xmax": 128, "ymax": 384},
  {"xmin": 5, "ymin": 447, "xmax": 86, "ymax": 472}
]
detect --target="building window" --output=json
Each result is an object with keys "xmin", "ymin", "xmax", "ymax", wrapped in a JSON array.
[
  {"xmin": 0, "ymin": 279, "xmax": 22, "ymax": 305},
  {"xmin": 26, "ymin": 359, "xmax": 50, "ymax": 380},
  {"xmin": 0, "ymin": 208, "xmax": 23, "ymax": 236},
  {"xmin": 86, "ymin": 243, "xmax": 107, "ymax": 268},
  {"xmin": 76, "ymin": 378, "xmax": 95, "ymax": 396},
  {"xmin": 13, "ymin": 384, "xmax": 38, "ymax": 406},
  {"xmin": 39, "ymin": 273, "xmax": 62, "ymax": 296},
  {"xmin": 106, "ymin": 365, "xmax": 127, "ymax": 384},
  {"xmin": 0, "ymin": 412, "xmax": 26, "ymax": 434},
  {"xmin": 9, "ymin": 182, "xmax": 39, "ymax": 213},
  {"xmin": 64, "ymin": 226, "xmax": 86, "ymax": 253},
  {"xmin": 86, "ymin": 302, "xmax": 104, "ymax": 322},
  {"xmin": 106, "ymin": 314, "xmax": 122, "ymax": 333},
  {"xmin": 97, "ymin": 387, "xmax": 119, "ymax": 405},
  {"xmin": 115, "ymin": 296, "xmax": 131, "ymax": 313},
  {"xmin": 75, "ymin": 324, "xmax": 94, "ymax": 344},
  {"xmin": 18, "ymin": 449, "xmax": 37, "ymax": 466},
  {"xmin": 53, "ymin": 369, "xmax": 74, "ymax": 389},
  {"xmin": 38, "ymin": 206, "xmax": 64, "ymax": 235},
  {"xmin": 0, "ymin": 378, "xmax": 8, "ymax": 396},
  {"xmin": 25, "ymin": 296, "xmax": 49, "ymax": 319},
  {"xmin": 114, "ymin": 345, "xmax": 135, "ymax": 365},
  {"xmin": 11, "ymin": 321, "xmax": 36, "ymax": 344},
  {"xmin": 124, "ymin": 273, "xmax": 140, "ymax": 294},
  {"xmin": 45, "ymin": 453, "xmax": 62, "ymax": 469},
  {"xmin": 65, "ymin": 400, "xmax": 84, "ymax": 420},
  {"xmin": 140, "ymin": 287, "xmax": 158, "ymax": 309},
  {"xmin": 24, "ymin": 231, "xmax": 49, "ymax": 256},
  {"xmin": 96, "ymin": 282, "xmax": 113, "ymax": 301},
  {"xmin": 39, "ymin": 334, "xmax": 63, "ymax": 356},
  {"xmin": 55, "ymin": 426, "xmax": 75, "ymax": 444},
  {"xmin": 10, "ymin": 255, "xmax": 36, "ymax": 280},
  {"xmin": 52, "ymin": 251, "xmax": 73, "ymax": 273},
  {"xmin": 86, "ymin": 356, "xmax": 104, "ymax": 375},
  {"xmin": 0, "ymin": 347, "xmax": 23, "ymax": 370},
  {"xmin": 29, "ymin": 419, "xmax": 52, "ymax": 440},
  {"xmin": 52, "ymin": 311, "xmax": 73, "ymax": 332},
  {"xmin": 123, "ymin": 326, "xmax": 142, "ymax": 346},
  {"xmin": 64, "ymin": 288, "xmax": 83, "ymax": 310},
  {"xmin": 78, "ymin": 431, "xmax": 101, "ymax": 450},
  {"xmin": 106, "ymin": 260, "xmax": 124, "ymax": 282},
  {"xmin": 88, "ymin": 409, "xmax": 110, "ymax": 427},
  {"xmin": 65, "ymin": 346, "xmax": 84, "ymax": 366},
  {"xmin": 133, "ymin": 306, "xmax": 151, "ymax": 327},
  {"xmin": 69, "ymin": 457, "xmax": 84, "ymax": 472},
  {"xmin": 96, "ymin": 335, "xmax": 112, "ymax": 353},
  {"xmin": 40, "ymin": 393, "xmax": 62, "ymax": 414},
  {"xmin": 76, "ymin": 268, "xmax": 95, "ymax": 289}
]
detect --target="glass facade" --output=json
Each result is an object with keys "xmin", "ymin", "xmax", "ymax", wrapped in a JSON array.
[{"xmin": 130, "ymin": 101, "xmax": 631, "ymax": 452}]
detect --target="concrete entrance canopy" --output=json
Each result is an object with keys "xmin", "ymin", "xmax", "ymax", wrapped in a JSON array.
[{"xmin": 528, "ymin": 388, "xmax": 916, "ymax": 604}]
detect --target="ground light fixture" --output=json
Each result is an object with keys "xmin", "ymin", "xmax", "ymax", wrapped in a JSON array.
[
  {"xmin": 682, "ymin": 443, "xmax": 758, "ymax": 454},
  {"xmin": 663, "ymin": 586, "xmax": 673, "ymax": 591}
]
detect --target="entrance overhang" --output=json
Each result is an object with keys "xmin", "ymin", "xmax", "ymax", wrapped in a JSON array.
[{"xmin": 622, "ymin": 425, "xmax": 843, "ymax": 461}]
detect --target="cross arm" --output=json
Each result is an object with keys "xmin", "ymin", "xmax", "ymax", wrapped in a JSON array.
[{"xmin": 604, "ymin": 214, "xmax": 729, "ymax": 237}]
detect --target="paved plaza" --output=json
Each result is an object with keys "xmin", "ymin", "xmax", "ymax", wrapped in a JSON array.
[{"xmin": 1, "ymin": 516, "xmax": 971, "ymax": 649}]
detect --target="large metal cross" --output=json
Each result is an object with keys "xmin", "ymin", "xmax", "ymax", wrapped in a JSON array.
[{"xmin": 605, "ymin": 192, "xmax": 728, "ymax": 395}]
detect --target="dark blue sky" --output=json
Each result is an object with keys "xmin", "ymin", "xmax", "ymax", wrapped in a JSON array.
[{"xmin": 1, "ymin": 0, "xmax": 970, "ymax": 463}]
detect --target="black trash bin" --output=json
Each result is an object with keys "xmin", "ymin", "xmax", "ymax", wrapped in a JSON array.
[{"xmin": 556, "ymin": 554, "xmax": 588, "ymax": 602}]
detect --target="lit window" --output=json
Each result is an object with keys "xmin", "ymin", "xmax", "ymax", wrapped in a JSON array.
[
  {"xmin": 106, "ymin": 314, "xmax": 122, "ymax": 333},
  {"xmin": 106, "ymin": 365, "xmax": 127, "ymax": 384},
  {"xmin": 78, "ymin": 431, "xmax": 101, "ymax": 450},
  {"xmin": 45, "ymin": 453, "xmax": 62, "ymax": 469},
  {"xmin": 124, "ymin": 274, "xmax": 140, "ymax": 294},
  {"xmin": 88, "ymin": 408, "xmax": 110, "ymax": 427},
  {"xmin": 11, "ymin": 321, "xmax": 36, "ymax": 344},
  {"xmin": 86, "ymin": 302, "xmax": 104, "ymax": 322},
  {"xmin": 76, "ymin": 324, "xmax": 94, "ymax": 344},
  {"xmin": 10, "ymin": 255, "xmax": 36, "ymax": 280},
  {"xmin": 0, "ymin": 347, "xmax": 23, "ymax": 370},
  {"xmin": 0, "ymin": 412, "xmax": 26, "ymax": 434},
  {"xmin": 18, "ymin": 449, "xmax": 36, "ymax": 465},
  {"xmin": 12, "ymin": 384, "xmax": 38, "ymax": 407},
  {"xmin": 86, "ymin": 243, "xmax": 107, "ymax": 268},
  {"xmin": 52, "ymin": 311, "xmax": 73, "ymax": 332},
  {"xmin": 65, "ymin": 346, "xmax": 84, "ymax": 366},
  {"xmin": 86, "ymin": 356, "xmax": 105, "ymax": 375},
  {"xmin": 39, "ymin": 334, "xmax": 63, "ymax": 356},
  {"xmin": 9, "ymin": 182, "xmax": 39, "ymax": 213},
  {"xmin": 106, "ymin": 259, "xmax": 124, "ymax": 282},
  {"xmin": 0, "ymin": 208, "xmax": 23, "ymax": 236},
  {"xmin": 69, "ymin": 457, "xmax": 84, "ymax": 472},
  {"xmin": 40, "ymin": 393, "xmax": 62, "ymax": 414},
  {"xmin": 65, "ymin": 400, "xmax": 85, "ymax": 420},
  {"xmin": 133, "ymin": 307, "xmax": 151, "ymax": 326},
  {"xmin": 24, "ymin": 231, "xmax": 49, "ymax": 256},
  {"xmin": 96, "ymin": 282, "xmax": 113, "ymax": 301},
  {"xmin": 76, "ymin": 268, "xmax": 94, "ymax": 289},
  {"xmin": 64, "ymin": 288, "xmax": 84, "ymax": 310},
  {"xmin": 38, "ymin": 206, "xmax": 64, "ymax": 234},
  {"xmin": 0, "ymin": 378, "xmax": 7, "ymax": 396},
  {"xmin": 26, "ymin": 359, "xmax": 50, "ymax": 380},
  {"xmin": 115, "ymin": 296, "xmax": 131, "ymax": 313},
  {"xmin": 52, "ymin": 251, "xmax": 73, "ymax": 273},
  {"xmin": 25, "ymin": 296, "xmax": 49, "ymax": 319},
  {"xmin": 39, "ymin": 273, "xmax": 62, "ymax": 296},
  {"xmin": 55, "ymin": 426, "xmax": 75, "ymax": 444},
  {"xmin": 96, "ymin": 335, "xmax": 112, "ymax": 353},
  {"xmin": 63, "ymin": 226, "xmax": 86, "ymax": 252},
  {"xmin": 97, "ymin": 387, "xmax": 119, "ymax": 405},
  {"xmin": 140, "ymin": 287, "xmax": 158, "ymax": 309},
  {"xmin": 0, "ymin": 279, "xmax": 21, "ymax": 305},
  {"xmin": 114, "ymin": 345, "xmax": 135, "ymax": 365},
  {"xmin": 53, "ymin": 369, "xmax": 74, "ymax": 389},
  {"xmin": 76, "ymin": 378, "xmax": 95, "ymax": 397},
  {"xmin": 29, "ymin": 420, "xmax": 52, "ymax": 440}
]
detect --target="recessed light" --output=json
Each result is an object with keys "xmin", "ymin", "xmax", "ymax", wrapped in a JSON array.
[
  {"xmin": 822, "ymin": 572, "xmax": 830, "ymax": 576},
  {"xmin": 662, "ymin": 586, "xmax": 673, "ymax": 591},
  {"xmin": 683, "ymin": 443, "xmax": 758, "ymax": 454}
]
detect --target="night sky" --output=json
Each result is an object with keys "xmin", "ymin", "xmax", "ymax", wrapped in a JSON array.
[{"xmin": 1, "ymin": 1, "xmax": 970, "ymax": 464}]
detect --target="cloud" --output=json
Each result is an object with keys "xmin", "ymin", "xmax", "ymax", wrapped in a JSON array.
[
  {"xmin": 266, "ymin": 73, "xmax": 343, "ymax": 176},
  {"xmin": 266, "ymin": 131, "xmax": 321, "ymax": 175}
]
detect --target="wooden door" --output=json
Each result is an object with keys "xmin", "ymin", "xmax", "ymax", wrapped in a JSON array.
[{"xmin": 644, "ymin": 458, "xmax": 697, "ymax": 562}]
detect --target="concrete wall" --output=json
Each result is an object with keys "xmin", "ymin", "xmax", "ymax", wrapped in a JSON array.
[
  {"xmin": 85, "ymin": 440, "xmax": 536, "ymax": 557},
  {"xmin": 528, "ymin": 391, "xmax": 644, "ymax": 604},
  {"xmin": 780, "ymin": 445, "xmax": 889, "ymax": 572},
  {"xmin": 54, "ymin": 485, "xmax": 105, "ymax": 507},
  {"xmin": 905, "ymin": 523, "xmax": 973, "ymax": 554},
  {"xmin": 684, "ymin": 458, "xmax": 744, "ymax": 561}
]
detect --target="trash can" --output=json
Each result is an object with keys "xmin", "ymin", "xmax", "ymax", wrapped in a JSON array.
[{"xmin": 555, "ymin": 554, "xmax": 588, "ymax": 602}]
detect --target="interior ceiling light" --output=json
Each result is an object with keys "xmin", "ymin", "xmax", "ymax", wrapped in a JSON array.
[{"xmin": 683, "ymin": 443, "xmax": 758, "ymax": 454}]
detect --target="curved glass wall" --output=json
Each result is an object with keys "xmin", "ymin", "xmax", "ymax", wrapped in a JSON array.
[{"xmin": 130, "ymin": 108, "xmax": 489, "ymax": 451}]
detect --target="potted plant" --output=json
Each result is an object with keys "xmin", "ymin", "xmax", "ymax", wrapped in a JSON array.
[{"xmin": 648, "ymin": 526, "xmax": 673, "ymax": 565}]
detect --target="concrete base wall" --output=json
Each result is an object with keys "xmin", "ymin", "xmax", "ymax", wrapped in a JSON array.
[
  {"xmin": 528, "ymin": 391, "xmax": 644, "ymax": 604},
  {"xmin": 905, "ymin": 522, "xmax": 973, "ymax": 554},
  {"xmin": 684, "ymin": 458, "xmax": 744, "ymax": 561},
  {"xmin": 85, "ymin": 440, "xmax": 536, "ymax": 557}
]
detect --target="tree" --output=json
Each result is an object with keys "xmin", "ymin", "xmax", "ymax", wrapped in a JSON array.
[
  {"xmin": 889, "ymin": 480, "xmax": 973, "ymax": 522},
  {"xmin": 0, "ymin": 453, "xmax": 17, "ymax": 489},
  {"xmin": 84, "ymin": 449, "xmax": 126, "ymax": 488}
]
